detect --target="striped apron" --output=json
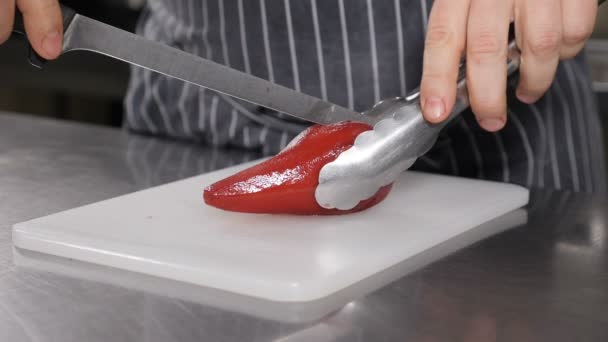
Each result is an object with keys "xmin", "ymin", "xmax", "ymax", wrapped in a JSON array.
[{"xmin": 124, "ymin": 0, "xmax": 607, "ymax": 193}]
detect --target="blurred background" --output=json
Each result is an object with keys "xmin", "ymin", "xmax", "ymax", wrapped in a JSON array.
[{"xmin": 0, "ymin": 1, "xmax": 607, "ymax": 129}]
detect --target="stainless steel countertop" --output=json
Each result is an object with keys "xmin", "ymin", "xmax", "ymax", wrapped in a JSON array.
[{"xmin": 0, "ymin": 112, "xmax": 607, "ymax": 341}]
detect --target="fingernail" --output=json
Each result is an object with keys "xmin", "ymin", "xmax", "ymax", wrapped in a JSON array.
[
  {"xmin": 479, "ymin": 118, "xmax": 505, "ymax": 132},
  {"xmin": 516, "ymin": 90, "xmax": 537, "ymax": 104},
  {"xmin": 42, "ymin": 31, "xmax": 61, "ymax": 57},
  {"xmin": 423, "ymin": 96, "xmax": 446, "ymax": 121}
]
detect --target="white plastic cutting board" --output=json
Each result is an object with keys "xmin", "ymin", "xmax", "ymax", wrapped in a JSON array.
[{"xmin": 13, "ymin": 162, "xmax": 529, "ymax": 303}]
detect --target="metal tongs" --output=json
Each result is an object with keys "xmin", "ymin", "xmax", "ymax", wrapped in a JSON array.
[
  {"xmin": 318, "ymin": 0, "xmax": 606, "ymax": 210},
  {"xmin": 316, "ymin": 40, "xmax": 522, "ymax": 210}
]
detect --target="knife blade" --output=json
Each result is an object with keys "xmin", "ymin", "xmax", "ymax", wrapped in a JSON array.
[{"xmin": 11, "ymin": 5, "xmax": 372, "ymax": 126}]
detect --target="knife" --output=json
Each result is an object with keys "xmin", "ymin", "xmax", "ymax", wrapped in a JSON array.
[{"xmin": 10, "ymin": 4, "xmax": 371, "ymax": 126}]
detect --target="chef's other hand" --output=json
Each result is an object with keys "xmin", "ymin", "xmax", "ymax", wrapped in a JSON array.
[
  {"xmin": 0, "ymin": 0, "xmax": 63, "ymax": 59},
  {"xmin": 420, "ymin": 0, "xmax": 598, "ymax": 132}
]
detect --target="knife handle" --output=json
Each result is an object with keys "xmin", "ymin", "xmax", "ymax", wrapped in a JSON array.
[{"xmin": 11, "ymin": 3, "xmax": 76, "ymax": 69}]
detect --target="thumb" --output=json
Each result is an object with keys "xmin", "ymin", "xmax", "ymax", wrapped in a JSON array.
[{"xmin": 17, "ymin": 0, "xmax": 63, "ymax": 59}]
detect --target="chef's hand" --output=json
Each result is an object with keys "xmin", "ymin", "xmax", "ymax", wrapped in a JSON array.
[
  {"xmin": 420, "ymin": 0, "xmax": 598, "ymax": 132},
  {"xmin": 0, "ymin": 0, "xmax": 63, "ymax": 59}
]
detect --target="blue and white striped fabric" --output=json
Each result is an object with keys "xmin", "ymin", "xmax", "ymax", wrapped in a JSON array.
[{"xmin": 124, "ymin": 0, "xmax": 607, "ymax": 193}]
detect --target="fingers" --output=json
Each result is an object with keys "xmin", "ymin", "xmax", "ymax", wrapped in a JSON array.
[
  {"xmin": 560, "ymin": 0, "xmax": 597, "ymax": 59},
  {"xmin": 466, "ymin": 0, "xmax": 513, "ymax": 131},
  {"xmin": 16, "ymin": 0, "xmax": 63, "ymax": 59},
  {"xmin": 0, "ymin": 0, "xmax": 16, "ymax": 44},
  {"xmin": 420, "ymin": 0, "xmax": 593, "ymax": 131},
  {"xmin": 420, "ymin": 0, "xmax": 470, "ymax": 123},
  {"xmin": 464, "ymin": 314, "xmax": 497, "ymax": 342},
  {"xmin": 515, "ymin": 0, "xmax": 562, "ymax": 104}
]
